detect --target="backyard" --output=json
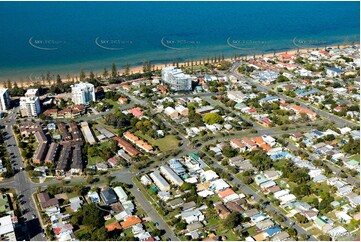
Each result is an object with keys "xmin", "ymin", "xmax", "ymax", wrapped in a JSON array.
[{"xmin": 135, "ymin": 131, "xmax": 180, "ymax": 152}]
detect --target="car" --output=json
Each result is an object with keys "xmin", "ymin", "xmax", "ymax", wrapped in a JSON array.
[
  {"xmin": 261, "ymin": 201, "xmax": 270, "ymax": 207},
  {"xmin": 166, "ymin": 238, "xmax": 171, "ymax": 241},
  {"xmin": 31, "ymin": 214, "xmax": 36, "ymax": 219}
]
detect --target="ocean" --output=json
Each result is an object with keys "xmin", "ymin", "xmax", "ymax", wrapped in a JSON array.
[{"xmin": 0, "ymin": 1, "xmax": 359, "ymax": 81}]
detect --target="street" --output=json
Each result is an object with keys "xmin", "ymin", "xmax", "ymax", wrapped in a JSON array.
[{"xmin": 0, "ymin": 107, "xmax": 46, "ymax": 241}]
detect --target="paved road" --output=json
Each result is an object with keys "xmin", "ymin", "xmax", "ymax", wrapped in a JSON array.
[
  {"xmin": 129, "ymin": 185, "xmax": 179, "ymax": 241},
  {"xmin": 287, "ymin": 141, "xmax": 360, "ymax": 188},
  {"xmin": 229, "ymin": 62, "xmax": 358, "ymax": 129},
  {"xmin": 203, "ymin": 150, "xmax": 317, "ymax": 241},
  {"xmin": 0, "ymin": 107, "xmax": 46, "ymax": 241}
]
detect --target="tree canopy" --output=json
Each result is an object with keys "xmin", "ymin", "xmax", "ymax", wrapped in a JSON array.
[{"xmin": 203, "ymin": 112, "xmax": 223, "ymax": 125}]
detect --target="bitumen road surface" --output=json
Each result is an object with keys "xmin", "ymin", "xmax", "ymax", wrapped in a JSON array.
[{"xmin": 0, "ymin": 107, "xmax": 46, "ymax": 241}]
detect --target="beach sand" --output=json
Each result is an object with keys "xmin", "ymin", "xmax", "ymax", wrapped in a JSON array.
[{"xmin": 0, "ymin": 44, "xmax": 351, "ymax": 89}]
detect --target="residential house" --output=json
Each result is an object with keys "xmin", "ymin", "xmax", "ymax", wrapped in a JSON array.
[
  {"xmin": 215, "ymin": 203, "xmax": 231, "ymax": 219},
  {"xmin": 164, "ymin": 107, "xmax": 179, "ymax": 119},
  {"xmin": 100, "ymin": 188, "xmax": 118, "ymax": 205},
  {"xmin": 37, "ymin": 192, "xmax": 59, "ymax": 211}
]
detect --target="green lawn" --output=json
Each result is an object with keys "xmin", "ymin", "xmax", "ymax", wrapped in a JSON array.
[
  {"xmin": 311, "ymin": 182, "xmax": 334, "ymax": 195},
  {"xmin": 135, "ymin": 131, "xmax": 180, "ymax": 152},
  {"xmin": 216, "ymin": 225, "xmax": 239, "ymax": 241},
  {"xmin": 244, "ymin": 226, "xmax": 258, "ymax": 237},
  {"xmin": 301, "ymin": 194, "xmax": 318, "ymax": 203},
  {"xmin": 105, "ymin": 217, "xmax": 116, "ymax": 225},
  {"xmin": 103, "ymin": 99, "xmax": 121, "ymax": 110},
  {"xmin": 95, "ymin": 119, "xmax": 119, "ymax": 135},
  {"xmin": 205, "ymin": 217, "xmax": 221, "ymax": 230},
  {"xmin": 87, "ymin": 156, "xmax": 104, "ymax": 165}
]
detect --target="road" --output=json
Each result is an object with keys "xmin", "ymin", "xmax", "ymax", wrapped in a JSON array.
[
  {"xmin": 287, "ymin": 141, "xmax": 360, "ymax": 187},
  {"xmin": 229, "ymin": 62, "xmax": 358, "ymax": 129},
  {"xmin": 0, "ymin": 107, "xmax": 46, "ymax": 241},
  {"xmin": 228, "ymin": 62, "xmax": 360, "ymax": 187},
  {"xmin": 202, "ymin": 148, "xmax": 317, "ymax": 241}
]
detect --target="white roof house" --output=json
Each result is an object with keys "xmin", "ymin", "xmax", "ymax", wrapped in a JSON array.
[
  {"xmin": 87, "ymin": 191, "xmax": 100, "ymax": 203},
  {"xmin": 160, "ymin": 165, "xmax": 184, "ymax": 186},
  {"xmin": 210, "ymin": 179, "xmax": 230, "ymax": 192},
  {"xmin": 337, "ymin": 185, "xmax": 353, "ymax": 196},
  {"xmin": 175, "ymin": 105, "xmax": 188, "ymax": 115},
  {"xmin": 164, "ymin": 106, "xmax": 178, "ymax": 117},
  {"xmin": 328, "ymin": 226, "xmax": 348, "ymax": 238},
  {"xmin": 336, "ymin": 211, "xmax": 352, "ymax": 224},
  {"xmin": 200, "ymin": 170, "xmax": 219, "ymax": 182},
  {"xmin": 180, "ymin": 208, "xmax": 205, "ymax": 224},
  {"xmin": 114, "ymin": 210, "xmax": 132, "ymax": 221},
  {"xmin": 339, "ymin": 127, "xmax": 351, "ymax": 134},
  {"xmin": 262, "ymin": 135, "xmax": 276, "ymax": 146},
  {"xmin": 197, "ymin": 190, "xmax": 214, "ymax": 197},
  {"xmin": 260, "ymin": 180, "xmax": 276, "ymax": 189},
  {"xmin": 279, "ymin": 194, "xmax": 297, "ymax": 204},
  {"xmin": 140, "ymin": 174, "xmax": 152, "ymax": 186},
  {"xmin": 149, "ymin": 171, "xmax": 170, "ymax": 191},
  {"xmin": 114, "ymin": 186, "xmax": 128, "ymax": 203},
  {"xmin": 274, "ymin": 190, "xmax": 290, "ymax": 199},
  {"xmin": 69, "ymin": 197, "xmax": 83, "ymax": 212},
  {"xmin": 308, "ymin": 169, "xmax": 323, "ymax": 178},
  {"xmin": 121, "ymin": 200, "xmax": 135, "ymax": 212}
]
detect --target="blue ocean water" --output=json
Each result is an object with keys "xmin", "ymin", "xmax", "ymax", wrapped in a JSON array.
[{"xmin": 0, "ymin": 1, "xmax": 359, "ymax": 80}]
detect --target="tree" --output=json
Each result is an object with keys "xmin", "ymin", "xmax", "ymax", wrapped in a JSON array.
[
  {"xmin": 175, "ymin": 221, "xmax": 186, "ymax": 231},
  {"xmin": 92, "ymin": 227, "xmax": 107, "ymax": 241},
  {"xmin": 222, "ymin": 145, "xmax": 237, "ymax": 158},
  {"xmin": 223, "ymin": 212, "xmax": 242, "ymax": 229},
  {"xmin": 276, "ymin": 75, "xmax": 289, "ymax": 83},
  {"xmin": 295, "ymin": 213, "xmax": 309, "ymax": 224},
  {"xmin": 87, "ymin": 146, "xmax": 98, "ymax": 157},
  {"xmin": 318, "ymin": 235, "xmax": 331, "ymax": 241},
  {"xmin": 89, "ymin": 71, "xmax": 95, "ymax": 81},
  {"xmin": 287, "ymin": 228, "xmax": 297, "ymax": 238},
  {"xmin": 56, "ymin": 74, "xmax": 62, "ymax": 84},
  {"xmin": 80, "ymin": 69, "xmax": 86, "ymax": 82},
  {"xmin": 203, "ymin": 112, "xmax": 223, "ymax": 125},
  {"xmin": 343, "ymin": 138, "xmax": 360, "ymax": 155},
  {"xmin": 289, "ymin": 168, "xmax": 310, "ymax": 183},
  {"xmin": 111, "ymin": 63, "xmax": 117, "ymax": 77},
  {"xmin": 7, "ymin": 80, "xmax": 12, "ymax": 89},
  {"xmin": 293, "ymin": 184, "xmax": 311, "ymax": 198},
  {"xmin": 125, "ymin": 63, "xmax": 130, "ymax": 76},
  {"xmin": 102, "ymin": 67, "xmax": 108, "ymax": 79},
  {"xmin": 78, "ymin": 203, "xmax": 104, "ymax": 227},
  {"xmin": 250, "ymin": 151, "xmax": 273, "ymax": 171}
]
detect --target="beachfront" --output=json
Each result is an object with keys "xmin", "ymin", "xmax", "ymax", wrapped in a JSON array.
[{"xmin": 0, "ymin": 44, "xmax": 355, "ymax": 89}]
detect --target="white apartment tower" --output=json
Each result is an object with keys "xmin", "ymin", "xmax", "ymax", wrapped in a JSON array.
[
  {"xmin": 25, "ymin": 88, "xmax": 39, "ymax": 97},
  {"xmin": 71, "ymin": 82, "xmax": 95, "ymax": 105},
  {"xmin": 20, "ymin": 96, "xmax": 41, "ymax": 117},
  {"xmin": 161, "ymin": 66, "xmax": 192, "ymax": 91},
  {"xmin": 0, "ymin": 88, "xmax": 11, "ymax": 111},
  {"xmin": 20, "ymin": 88, "xmax": 41, "ymax": 117}
]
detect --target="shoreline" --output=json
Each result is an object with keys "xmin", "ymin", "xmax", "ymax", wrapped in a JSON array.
[{"xmin": 0, "ymin": 43, "xmax": 356, "ymax": 89}]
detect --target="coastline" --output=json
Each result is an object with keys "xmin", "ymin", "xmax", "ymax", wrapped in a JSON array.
[{"xmin": 0, "ymin": 43, "xmax": 355, "ymax": 89}]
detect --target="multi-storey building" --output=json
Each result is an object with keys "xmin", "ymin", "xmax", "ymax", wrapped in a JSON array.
[
  {"xmin": 71, "ymin": 82, "xmax": 95, "ymax": 105},
  {"xmin": 0, "ymin": 88, "xmax": 10, "ymax": 111},
  {"xmin": 161, "ymin": 66, "xmax": 192, "ymax": 91}
]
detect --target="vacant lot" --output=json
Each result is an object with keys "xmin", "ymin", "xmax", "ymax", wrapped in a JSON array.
[{"xmin": 135, "ymin": 131, "xmax": 179, "ymax": 152}]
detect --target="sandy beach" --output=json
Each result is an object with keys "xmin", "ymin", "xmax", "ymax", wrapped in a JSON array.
[{"xmin": 0, "ymin": 44, "xmax": 352, "ymax": 89}]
